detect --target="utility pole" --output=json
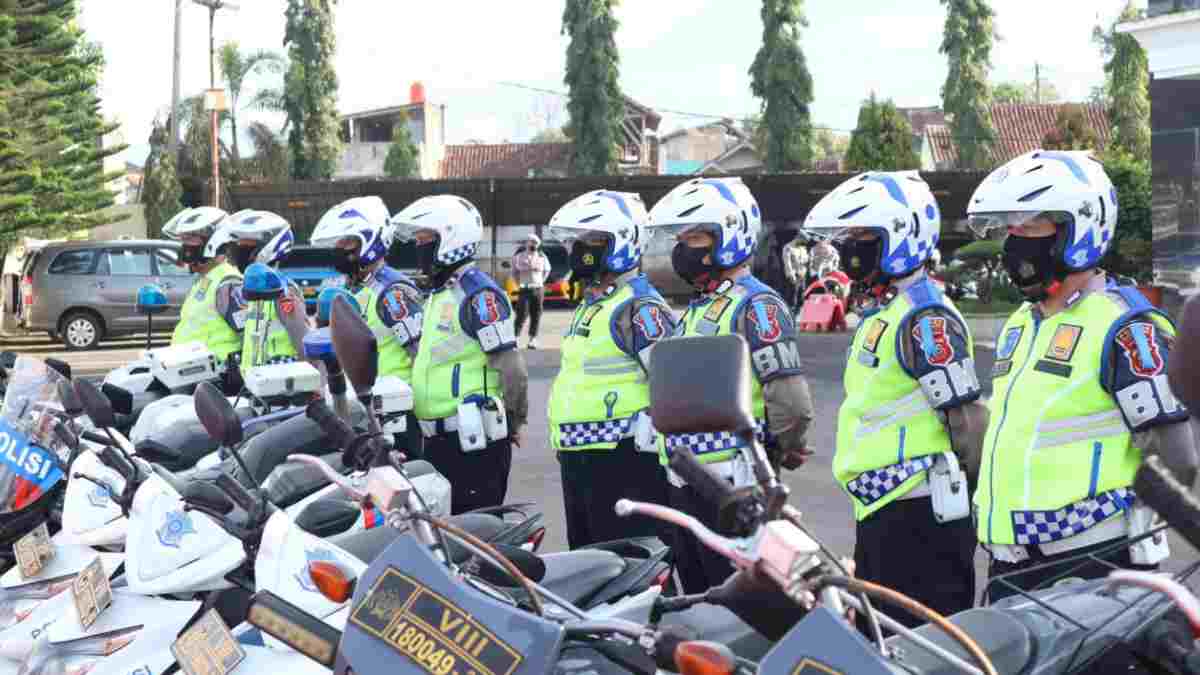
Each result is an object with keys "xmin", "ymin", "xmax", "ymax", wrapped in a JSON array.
[
  {"xmin": 1035, "ymin": 62, "xmax": 1041, "ymax": 104},
  {"xmin": 169, "ymin": 0, "xmax": 182, "ymax": 160},
  {"xmin": 192, "ymin": 0, "xmax": 238, "ymax": 208}
]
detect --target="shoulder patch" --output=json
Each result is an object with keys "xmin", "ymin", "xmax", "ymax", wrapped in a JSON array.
[
  {"xmin": 632, "ymin": 304, "xmax": 667, "ymax": 340},
  {"xmin": 383, "ymin": 285, "xmax": 410, "ymax": 322},
  {"xmin": 747, "ymin": 300, "xmax": 784, "ymax": 344},
  {"xmin": 279, "ymin": 297, "xmax": 297, "ymax": 316},
  {"xmin": 1115, "ymin": 322, "xmax": 1165, "ymax": 377},
  {"xmin": 912, "ymin": 316, "xmax": 954, "ymax": 366},
  {"xmin": 997, "ymin": 326, "xmax": 1023, "ymax": 360},
  {"xmin": 1045, "ymin": 324, "xmax": 1083, "ymax": 362},
  {"xmin": 474, "ymin": 291, "xmax": 503, "ymax": 326}
]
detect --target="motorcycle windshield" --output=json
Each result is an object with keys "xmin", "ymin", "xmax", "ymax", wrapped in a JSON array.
[{"xmin": 0, "ymin": 357, "xmax": 68, "ymax": 514}]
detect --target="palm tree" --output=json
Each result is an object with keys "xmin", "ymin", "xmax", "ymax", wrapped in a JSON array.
[{"xmin": 218, "ymin": 41, "xmax": 285, "ymax": 163}]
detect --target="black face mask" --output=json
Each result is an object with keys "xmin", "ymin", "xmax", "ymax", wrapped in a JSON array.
[
  {"xmin": 838, "ymin": 238, "xmax": 882, "ymax": 282},
  {"xmin": 1003, "ymin": 233, "xmax": 1059, "ymax": 301},
  {"xmin": 415, "ymin": 240, "xmax": 439, "ymax": 276},
  {"xmin": 333, "ymin": 249, "xmax": 361, "ymax": 277},
  {"xmin": 569, "ymin": 242, "xmax": 606, "ymax": 282},
  {"xmin": 180, "ymin": 243, "xmax": 206, "ymax": 265},
  {"xmin": 231, "ymin": 245, "xmax": 258, "ymax": 273},
  {"xmin": 671, "ymin": 242, "xmax": 713, "ymax": 288}
]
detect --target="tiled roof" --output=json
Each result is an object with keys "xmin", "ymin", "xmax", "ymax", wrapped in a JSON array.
[
  {"xmin": 896, "ymin": 107, "xmax": 947, "ymax": 136},
  {"xmin": 926, "ymin": 102, "xmax": 1112, "ymax": 167},
  {"xmin": 439, "ymin": 143, "xmax": 572, "ymax": 178}
]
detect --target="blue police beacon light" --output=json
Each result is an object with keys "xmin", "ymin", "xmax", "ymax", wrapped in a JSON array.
[
  {"xmin": 316, "ymin": 287, "xmax": 361, "ymax": 328},
  {"xmin": 242, "ymin": 262, "xmax": 286, "ymax": 302}
]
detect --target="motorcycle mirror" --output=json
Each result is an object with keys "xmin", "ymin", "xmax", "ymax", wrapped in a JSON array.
[
  {"xmin": 182, "ymin": 480, "xmax": 235, "ymax": 515},
  {"xmin": 308, "ymin": 561, "xmax": 355, "ymax": 603},
  {"xmin": 648, "ymin": 335, "xmax": 755, "ymax": 435},
  {"xmin": 1169, "ymin": 295, "xmax": 1200, "ymax": 413},
  {"xmin": 330, "ymin": 294, "xmax": 378, "ymax": 395},
  {"xmin": 195, "ymin": 381, "xmax": 243, "ymax": 447},
  {"xmin": 74, "ymin": 379, "xmax": 117, "ymax": 429},
  {"xmin": 57, "ymin": 379, "xmax": 82, "ymax": 417},
  {"xmin": 44, "ymin": 358, "xmax": 71, "ymax": 380}
]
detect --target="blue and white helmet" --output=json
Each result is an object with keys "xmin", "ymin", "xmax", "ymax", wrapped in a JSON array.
[
  {"xmin": 966, "ymin": 150, "xmax": 1117, "ymax": 273},
  {"xmin": 224, "ymin": 210, "xmax": 294, "ymax": 266},
  {"xmin": 548, "ymin": 190, "xmax": 647, "ymax": 274},
  {"xmin": 802, "ymin": 170, "xmax": 941, "ymax": 279},
  {"xmin": 388, "ymin": 195, "xmax": 484, "ymax": 267},
  {"xmin": 647, "ymin": 177, "xmax": 761, "ymax": 270},
  {"xmin": 310, "ymin": 196, "xmax": 390, "ymax": 267}
]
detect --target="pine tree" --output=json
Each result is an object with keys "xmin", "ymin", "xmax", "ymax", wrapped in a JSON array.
[
  {"xmin": 562, "ymin": 0, "xmax": 623, "ymax": 176},
  {"xmin": 749, "ymin": 0, "xmax": 814, "ymax": 171},
  {"xmin": 383, "ymin": 109, "xmax": 420, "ymax": 178},
  {"xmin": 1094, "ymin": 1, "xmax": 1150, "ymax": 158},
  {"xmin": 844, "ymin": 94, "xmax": 921, "ymax": 172},
  {"xmin": 939, "ymin": 0, "xmax": 997, "ymax": 169},
  {"xmin": 0, "ymin": 0, "xmax": 127, "ymax": 245},
  {"xmin": 283, "ymin": 0, "xmax": 342, "ymax": 179}
]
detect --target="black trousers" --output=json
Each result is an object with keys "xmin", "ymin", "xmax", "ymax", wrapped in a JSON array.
[
  {"xmin": 422, "ymin": 433, "xmax": 512, "ymax": 515},
  {"xmin": 558, "ymin": 439, "xmax": 671, "ymax": 550},
  {"xmin": 986, "ymin": 537, "xmax": 1160, "ymax": 673},
  {"xmin": 669, "ymin": 482, "xmax": 738, "ymax": 594},
  {"xmin": 514, "ymin": 287, "xmax": 544, "ymax": 339},
  {"xmin": 854, "ymin": 497, "xmax": 977, "ymax": 631}
]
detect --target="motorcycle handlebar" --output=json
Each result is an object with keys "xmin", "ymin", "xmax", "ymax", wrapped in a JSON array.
[
  {"xmin": 668, "ymin": 451, "xmax": 736, "ymax": 510},
  {"xmin": 307, "ymin": 398, "xmax": 355, "ymax": 446},
  {"xmin": 215, "ymin": 471, "xmax": 258, "ymax": 515},
  {"xmin": 1134, "ymin": 455, "xmax": 1200, "ymax": 555},
  {"xmin": 80, "ymin": 430, "xmax": 110, "ymax": 446}
]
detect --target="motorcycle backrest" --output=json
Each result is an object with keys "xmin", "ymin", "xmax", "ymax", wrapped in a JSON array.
[
  {"xmin": 195, "ymin": 381, "xmax": 243, "ymax": 447},
  {"xmin": 58, "ymin": 379, "xmax": 82, "ymax": 417},
  {"xmin": 649, "ymin": 334, "xmax": 755, "ymax": 435},
  {"xmin": 75, "ymin": 379, "xmax": 117, "ymax": 429},
  {"xmin": 330, "ymin": 294, "xmax": 378, "ymax": 396},
  {"xmin": 45, "ymin": 357, "xmax": 71, "ymax": 380}
]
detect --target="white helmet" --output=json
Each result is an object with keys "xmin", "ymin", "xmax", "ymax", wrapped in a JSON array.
[
  {"xmin": 163, "ymin": 207, "xmax": 229, "ymax": 263},
  {"xmin": 802, "ymin": 170, "xmax": 941, "ymax": 280},
  {"xmin": 966, "ymin": 149, "xmax": 1117, "ymax": 273},
  {"xmin": 548, "ymin": 190, "xmax": 647, "ymax": 274},
  {"xmin": 647, "ymin": 177, "xmax": 761, "ymax": 270},
  {"xmin": 389, "ymin": 195, "xmax": 484, "ymax": 267},
  {"xmin": 224, "ymin": 210, "xmax": 294, "ymax": 267},
  {"xmin": 311, "ymin": 196, "xmax": 390, "ymax": 268},
  {"xmin": 525, "ymin": 233, "xmax": 541, "ymax": 245}
]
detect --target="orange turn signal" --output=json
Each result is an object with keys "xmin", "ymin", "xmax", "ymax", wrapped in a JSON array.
[
  {"xmin": 308, "ymin": 561, "xmax": 354, "ymax": 603},
  {"xmin": 675, "ymin": 641, "xmax": 735, "ymax": 675}
]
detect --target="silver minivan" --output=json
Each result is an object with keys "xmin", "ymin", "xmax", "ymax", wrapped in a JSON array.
[{"xmin": 20, "ymin": 240, "xmax": 196, "ymax": 350}]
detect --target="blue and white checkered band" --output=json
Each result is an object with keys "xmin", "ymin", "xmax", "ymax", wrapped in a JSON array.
[
  {"xmin": 846, "ymin": 455, "xmax": 935, "ymax": 506},
  {"xmin": 664, "ymin": 420, "xmax": 768, "ymax": 458},
  {"xmin": 1011, "ymin": 487, "xmax": 1134, "ymax": 546},
  {"xmin": 558, "ymin": 417, "xmax": 635, "ymax": 447},
  {"xmin": 438, "ymin": 243, "xmax": 477, "ymax": 266}
]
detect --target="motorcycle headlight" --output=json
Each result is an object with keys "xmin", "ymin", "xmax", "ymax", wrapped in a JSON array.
[
  {"xmin": 0, "ymin": 578, "xmax": 75, "ymax": 632},
  {"xmin": 18, "ymin": 627, "xmax": 138, "ymax": 675}
]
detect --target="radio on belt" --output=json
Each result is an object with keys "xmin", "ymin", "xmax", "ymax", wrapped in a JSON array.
[
  {"xmin": 371, "ymin": 376, "xmax": 413, "ymax": 435},
  {"xmin": 144, "ymin": 342, "xmax": 219, "ymax": 390},
  {"xmin": 244, "ymin": 361, "xmax": 322, "ymax": 400}
]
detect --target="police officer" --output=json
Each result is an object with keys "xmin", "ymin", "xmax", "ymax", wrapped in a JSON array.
[
  {"xmin": 804, "ymin": 170, "xmax": 985, "ymax": 628},
  {"xmin": 966, "ymin": 150, "xmax": 1198, "ymax": 601},
  {"xmin": 389, "ymin": 195, "xmax": 529, "ymax": 514},
  {"xmin": 647, "ymin": 176, "xmax": 815, "ymax": 594},
  {"xmin": 222, "ymin": 210, "xmax": 309, "ymax": 373},
  {"xmin": 163, "ymin": 207, "xmax": 245, "ymax": 390},
  {"xmin": 311, "ymin": 196, "xmax": 425, "ymax": 383},
  {"xmin": 546, "ymin": 190, "xmax": 675, "ymax": 549}
]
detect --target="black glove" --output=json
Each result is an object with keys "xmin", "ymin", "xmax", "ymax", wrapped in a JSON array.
[
  {"xmin": 221, "ymin": 353, "xmax": 244, "ymax": 397},
  {"xmin": 706, "ymin": 569, "xmax": 807, "ymax": 641}
]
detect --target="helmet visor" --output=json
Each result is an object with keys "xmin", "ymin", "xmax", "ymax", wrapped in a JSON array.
[
  {"xmin": 646, "ymin": 222, "xmax": 719, "ymax": 244},
  {"xmin": 966, "ymin": 211, "xmax": 1046, "ymax": 240},
  {"xmin": 388, "ymin": 220, "xmax": 438, "ymax": 245},
  {"xmin": 547, "ymin": 227, "xmax": 610, "ymax": 249}
]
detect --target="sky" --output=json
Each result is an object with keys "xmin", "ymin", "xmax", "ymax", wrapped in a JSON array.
[{"xmin": 78, "ymin": 0, "xmax": 1141, "ymax": 166}]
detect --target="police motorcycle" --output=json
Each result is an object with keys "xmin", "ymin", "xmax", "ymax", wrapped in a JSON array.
[{"xmin": 228, "ymin": 298, "xmax": 752, "ymax": 675}]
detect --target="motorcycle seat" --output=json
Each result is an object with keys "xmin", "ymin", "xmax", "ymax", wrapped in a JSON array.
[
  {"xmin": 539, "ymin": 550, "xmax": 626, "ymax": 607},
  {"xmin": 327, "ymin": 511, "xmax": 507, "ymax": 565},
  {"xmin": 294, "ymin": 498, "xmax": 362, "ymax": 538},
  {"xmin": 885, "ymin": 607, "xmax": 1032, "ymax": 675}
]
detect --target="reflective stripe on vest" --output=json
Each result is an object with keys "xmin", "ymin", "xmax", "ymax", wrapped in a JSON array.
[
  {"xmin": 834, "ymin": 280, "xmax": 972, "ymax": 522},
  {"xmin": 241, "ymin": 296, "xmax": 297, "ymax": 373},
  {"xmin": 975, "ymin": 289, "xmax": 1174, "ymax": 546},
  {"xmin": 172, "ymin": 262, "xmax": 242, "ymax": 362},
  {"xmin": 659, "ymin": 280, "xmax": 770, "ymax": 467},
  {"xmin": 412, "ymin": 283, "xmax": 499, "ymax": 421},
  {"xmin": 549, "ymin": 282, "xmax": 656, "ymax": 452}
]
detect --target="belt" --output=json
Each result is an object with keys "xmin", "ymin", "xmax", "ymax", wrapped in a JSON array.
[
  {"xmin": 418, "ymin": 416, "xmax": 459, "ymax": 438},
  {"xmin": 897, "ymin": 480, "xmax": 931, "ymax": 501},
  {"xmin": 991, "ymin": 514, "xmax": 1130, "ymax": 562}
]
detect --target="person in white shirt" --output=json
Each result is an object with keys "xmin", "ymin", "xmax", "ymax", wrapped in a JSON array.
[
  {"xmin": 782, "ymin": 236, "xmax": 810, "ymax": 311},
  {"xmin": 512, "ymin": 233, "xmax": 551, "ymax": 349}
]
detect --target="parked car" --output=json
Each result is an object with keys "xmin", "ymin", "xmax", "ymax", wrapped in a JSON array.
[
  {"xmin": 276, "ymin": 246, "xmax": 343, "ymax": 314},
  {"xmin": 499, "ymin": 242, "xmax": 578, "ymax": 306},
  {"xmin": 20, "ymin": 240, "xmax": 196, "ymax": 350}
]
